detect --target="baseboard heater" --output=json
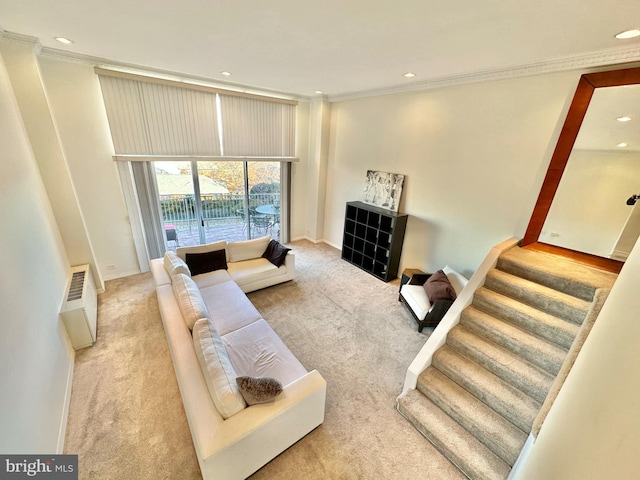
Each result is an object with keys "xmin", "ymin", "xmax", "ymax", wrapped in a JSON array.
[{"xmin": 60, "ymin": 264, "xmax": 98, "ymax": 350}]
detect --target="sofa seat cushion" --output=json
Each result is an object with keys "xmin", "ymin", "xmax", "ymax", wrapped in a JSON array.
[
  {"xmin": 192, "ymin": 269, "xmax": 233, "ymax": 290},
  {"xmin": 172, "ymin": 273, "xmax": 211, "ymax": 330},
  {"xmin": 227, "ymin": 258, "xmax": 283, "ymax": 287},
  {"xmin": 192, "ymin": 318, "xmax": 246, "ymax": 419},
  {"xmin": 222, "ymin": 319, "xmax": 308, "ymax": 388},
  {"xmin": 401, "ymin": 284, "xmax": 431, "ymax": 320},
  {"xmin": 199, "ymin": 280, "xmax": 262, "ymax": 336}
]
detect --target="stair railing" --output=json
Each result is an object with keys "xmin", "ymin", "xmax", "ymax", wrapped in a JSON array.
[{"xmin": 402, "ymin": 237, "xmax": 521, "ymax": 392}]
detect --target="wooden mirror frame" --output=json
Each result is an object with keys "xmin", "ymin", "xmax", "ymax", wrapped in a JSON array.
[{"xmin": 521, "ymin": 66, "xmax": 640, "ymax": 273}]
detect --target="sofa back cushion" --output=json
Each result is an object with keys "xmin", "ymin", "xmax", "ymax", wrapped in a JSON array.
[
  {"xmin": 172, "ymin": 273, "xmax": 211, "ymax": 330},
  {"xmin": 164, "ymin": 251, "xmax": 191, "ymax": 278},
  {"xmin": 176, "ymin": 240, "xmax": 227, "ymax": 262},
  {"xmin": 227, "ymin": 235, "xmax": 271, "ymax": 263},
  {"xmin": 192, "ymin": 318, "xmax": 246, "ymax": 419}
]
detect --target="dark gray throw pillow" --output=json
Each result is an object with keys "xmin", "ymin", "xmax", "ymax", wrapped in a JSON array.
[
  {"xmin": 185, "ymin": 250, "xmax": 227, "ymax": 276},
  {"xmin": 261, "ymin": 239, "xmax": 291, "ymax": 267},
  {"xmin": 235, "ymin": 376, "xmax": 283, "ymax": 405}
]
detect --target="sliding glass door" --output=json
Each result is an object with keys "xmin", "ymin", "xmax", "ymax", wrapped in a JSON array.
[{"xmin": 154, "ymin": 160, "xmax": 282, "ymax": 250}]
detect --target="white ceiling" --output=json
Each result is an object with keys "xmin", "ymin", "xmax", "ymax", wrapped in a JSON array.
[{"xmin": 1, "ymin": 0, "xmax": 640, "ymax": 99}]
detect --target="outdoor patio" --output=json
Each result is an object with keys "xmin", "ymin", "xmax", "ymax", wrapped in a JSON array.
[
  {"xmin": 160, "ymin": 192, "xmax": 280, "ymax": 251},
  {"xmin": 164, "ymin": 217, "xmax": 279, "ymax": 252}
]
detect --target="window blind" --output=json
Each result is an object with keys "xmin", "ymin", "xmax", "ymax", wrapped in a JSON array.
[
  {"xmin": 219, "ymin": 95, "xmax": 295, "ymax": 157},
  {"xmin": 96, "ymin": 69, "xmax": 296, "ymax": 159}
]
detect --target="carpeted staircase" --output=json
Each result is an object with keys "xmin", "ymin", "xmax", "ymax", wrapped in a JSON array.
[{"xmin": 396, "ymin": 246, "xmax": 617, "ymax": 480}]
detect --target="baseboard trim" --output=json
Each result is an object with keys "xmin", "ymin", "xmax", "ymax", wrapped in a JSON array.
[{"xmin": 57, "ymin": 330, "xmax": 76, "ymax": 454}]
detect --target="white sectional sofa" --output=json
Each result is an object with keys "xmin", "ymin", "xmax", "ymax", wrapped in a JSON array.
[{"xmin": 151, "ymin": 236, "xmax": 327, "ymax": 480}]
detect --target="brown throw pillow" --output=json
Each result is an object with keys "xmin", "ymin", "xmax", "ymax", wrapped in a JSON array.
[
  {"xmin": 423, "ymin": 270, "xmax": 457, "ymax": 304},
  {"xmin": 235, "ymin": 376, "xmax": 283, "ymax": 405}
]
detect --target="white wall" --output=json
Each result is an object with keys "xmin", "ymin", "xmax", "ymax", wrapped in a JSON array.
[
  {"xmin": 0, "ymin": 40, "xmax": 101, "ymax": 288},
  {"xmin": 513, "ymin": 236, "xmax": 640, "ymax": 478},
  {"xmin": 37, "ymin": 58, "xmax": 141, "ymax": 280},
  {"xmin": 0, "ymin": 50, "xmax": 74, "ymax": 453},
  {"xmin": 323, "ymin": 71, "xmax": 581, "ymax": 276},
  {"xmin": 291, "ymin": 100, "xmax": 310, "ymax": 240},
  {"xmin": 540, "ymin": 149, "xmax": 640, "ymax": 257}
]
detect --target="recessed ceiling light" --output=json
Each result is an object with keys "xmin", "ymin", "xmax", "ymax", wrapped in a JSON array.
[
  {"xmin": 403, "ymin": 72, "xmax": 416, "ymax": 78},
  {"xmin": 54, "ymin": 36, "xmax": 74, "ymax": 45},
  {"xmin": 617, "ymin": 116, "xmax": 632, "ymax": 122},
  {"xmin": 220, "ymin": 71, "xmax": 232, "ymax": 76},
  {"xmin": 615, "ymin": 29, "xmax": 640, "ymax": 39},
  {"xmin": 314, "ymin": 90, "xmax": 323, "ymax": 94},
  {"xmin": 617, "ymin": 142, "xmax": 629, "ymax": 148}
]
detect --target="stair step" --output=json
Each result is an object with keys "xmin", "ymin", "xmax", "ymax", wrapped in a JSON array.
[
  {"xmin": 461, "ymin": 305, "xmax": 567, "ymax": 375},
  {"xmin": 432, "ymin": 345, "xmax": 540, "ymax": 432},
  {"xmin": 447, "ymin": 324, "xmax": 554, "ymax": 403},
  {"xmin": 484, "ymin": 268, "xmax": 590, "ymax": 325},
  {"xmin": 417, "ymin": 367, "xmax": 528, "ymax": 466},
  {"xmin": 497, "ymin": 247, "xmax": 616, "ymax": 301},
  {"xmin": 397, "ymin": 388, "xmax": 511, "ymax": 480},
  {"xmin": 473, "ymin": 287, "xmax": 579, "ymax": 349}
]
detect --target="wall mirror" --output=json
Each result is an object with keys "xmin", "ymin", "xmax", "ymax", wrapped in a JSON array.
[{"xmin": 522, "ymin": 66, "xmax": 640, "ymax": 273}]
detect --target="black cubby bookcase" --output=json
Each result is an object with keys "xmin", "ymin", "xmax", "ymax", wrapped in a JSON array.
[{"xmin": 341, "ymin": 201, "xmax": 408, "ymax": 282}]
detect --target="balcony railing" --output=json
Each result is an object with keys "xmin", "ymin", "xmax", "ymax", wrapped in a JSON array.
[{"xmin": 160, "ymin": 193, "xmax": 280, "ymax": 247}]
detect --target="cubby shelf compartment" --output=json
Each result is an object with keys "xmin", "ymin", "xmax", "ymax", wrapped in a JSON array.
[{"xmin": 341, "ymin": 201, "xmax": 408, "ymax": 282}]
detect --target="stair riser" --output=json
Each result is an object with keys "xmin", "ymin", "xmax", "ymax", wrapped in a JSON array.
[
  {"xmin": 397, "ymin": 391, "xmax": 512, "ymax": 480},
  {"xmin": 446, "ymin": 329, "xmax": 551, "ymax": 404},
  {"xmin": 472, "ymin": 292, "xmax": 576, "ymax": 350},
  {"xmin": 417, "ymin": 368, "xmax": 527, "ymax": 466},
  {"xmin": 432, "ymin": 348, "xmax": 539, "ymax": 433},
  {"xmin": 484, "ymin": 274, "xmax": 587, "ymax": 325},
  {"xmin": 461, "ymin": 309, "xmax": 565, "ymax": 375}
]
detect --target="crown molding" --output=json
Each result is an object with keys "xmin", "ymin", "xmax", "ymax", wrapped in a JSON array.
[
  {"xmin": 328, "ymin": 44, "xmax": 640, "ymax": 102},
  {"xmin": 37, "ymin": 46, "xmax": 307, "ymax": 103},
  {"xmin": 0, "ymin": 29, "xmax": 41, "ymax": 53},
  {"xmin": 3, "ymin": 28, "xmax": 639, "ymax": 104},
  {"xmin": 0, "ymin": 29, "xmax": 307, "ymax": 102}
]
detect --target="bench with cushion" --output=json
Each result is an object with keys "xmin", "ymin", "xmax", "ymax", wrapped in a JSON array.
[{"xmin": 399, "ymin": 265, "xmax": 468, "ymax": 332}]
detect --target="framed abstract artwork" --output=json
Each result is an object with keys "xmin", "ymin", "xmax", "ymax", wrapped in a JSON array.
[{"xmin": 362, "ymin": 170, "xmax": 405, "ymax": 212}]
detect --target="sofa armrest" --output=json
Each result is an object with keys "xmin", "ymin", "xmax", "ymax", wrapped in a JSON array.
[
  {"xmin": 201, "ymin": 369, "xmax": 326, "ymax": 480},
  {"xmin": 283, "ymin": 250, "xmax": 295, "ymax": 271}
]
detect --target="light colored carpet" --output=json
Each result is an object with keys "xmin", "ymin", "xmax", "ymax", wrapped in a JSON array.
[{"xmin": 64, "ymin": 240, "xmax": 465, "ymax": 479}]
